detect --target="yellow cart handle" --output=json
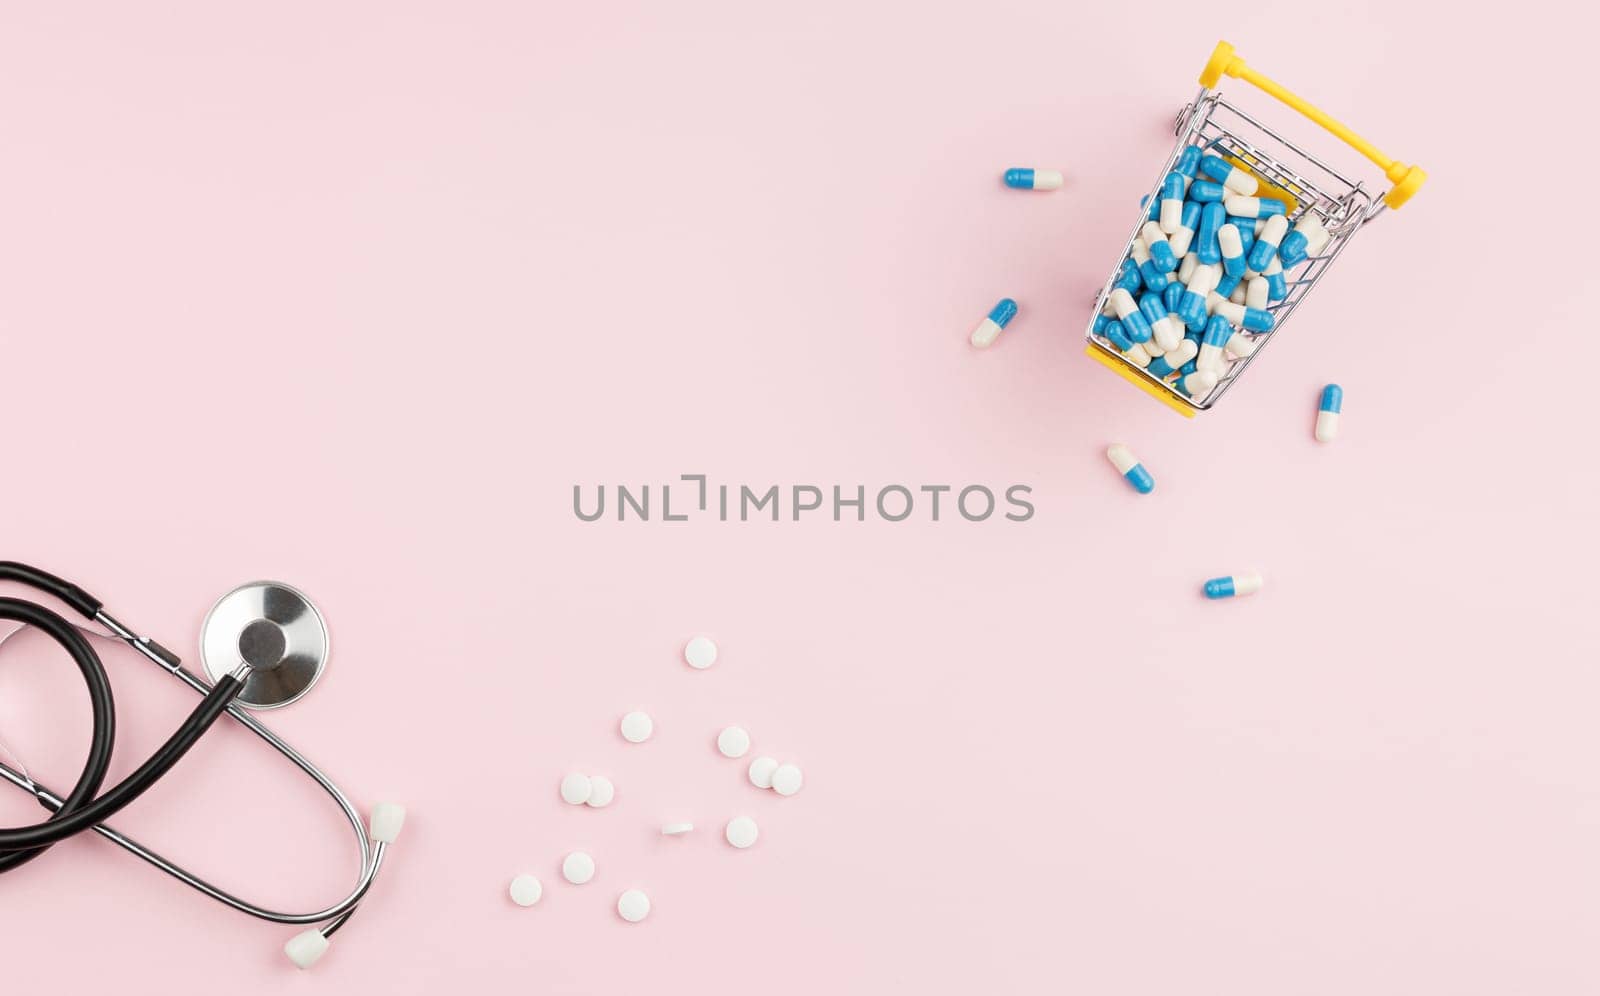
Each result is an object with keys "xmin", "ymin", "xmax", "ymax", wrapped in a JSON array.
[{"xmin": 1199, "ymin": 41, "xmax": 1426, "ymax": 209}]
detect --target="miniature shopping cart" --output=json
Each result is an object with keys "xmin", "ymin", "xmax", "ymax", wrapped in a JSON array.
[{"xmin": 1085, "ymin": 40, "xmax": 1426, "ymax": 416}]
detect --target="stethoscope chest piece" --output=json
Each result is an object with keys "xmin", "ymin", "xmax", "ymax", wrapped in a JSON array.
[{"xmin": 201, "ymin": 581, "xmax": 329, "ymax": 709}]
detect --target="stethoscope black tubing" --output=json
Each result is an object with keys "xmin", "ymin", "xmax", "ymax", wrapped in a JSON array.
[
  {"xmin": 0, "ymin": 597, "xmax": 115, "ymax": 873},
  {"xmin": 0, "ymin": 564, "xmax": 243, "ymax": 861}
]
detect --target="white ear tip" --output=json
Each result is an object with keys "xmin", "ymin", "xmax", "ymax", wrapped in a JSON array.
[
  {"xmin": 370, "ymin": 802, "xmax": 407, "ymax": 843},
  {"xmin": 284, "ymin": 929, "xmax": 330, "ymax": 969}
]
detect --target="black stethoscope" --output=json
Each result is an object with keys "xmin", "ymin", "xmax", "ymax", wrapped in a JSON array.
[{"xmin": 0, "ymin": 562, "xmax": 403, "ymax": 970}]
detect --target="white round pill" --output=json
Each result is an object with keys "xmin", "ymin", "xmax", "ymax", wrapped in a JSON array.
[
  {"xmin": 684, "ymin": 635, "xmax": 718, "ymax": 669},
  {"xmin": 561, "ymin": 851, "xmax": 595, "ymax": 885},
  {"xmin": 560, "ymin": 772, "xmax": 593, "ymax": 805},
  {"xmin": 771, "ymin": 763, "xmax": 804, "ymax": 797},
  {"xmin": 617, "ymin": 888, "xmax": 651, "ymax": 923},
  {"xmin": 725, "ymin": 816, "xmax": 759, "ymax": 849},
  {"xmin": 586, "ymin": 775, "xmax": 615, "ymax": 808},
  {"xmin": 660, "ymin": 822, "xmax": 694, "ymax": 835},
  {"xmin": 717, "ymin": 726, "xmax": 751, "ymax": 758},
  {"xmin": 620, "ymin": 711, "xmax": 654, "ymax": 743},
  {"xmin": 748, "ymin": 756, "xmax": 779, "ymax": 789},
  {"xmin": 509, "ymin": 874, "xmax": 543, "ymax": 907}
]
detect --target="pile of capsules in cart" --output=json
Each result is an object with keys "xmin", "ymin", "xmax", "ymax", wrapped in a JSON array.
[{"xmin": 1093, "ymin": 143, "xmax": 1330, "ymax": 403}]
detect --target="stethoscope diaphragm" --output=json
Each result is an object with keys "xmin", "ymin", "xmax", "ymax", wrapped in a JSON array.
[{"xmin": 200, "ymin": 581, "xmax": 328, "ymax": 709}]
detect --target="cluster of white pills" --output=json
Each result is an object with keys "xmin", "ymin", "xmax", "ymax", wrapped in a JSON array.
[
  {"xmin": 559, "ymin": 772, "xmax": 615, "ymax": 808},
  {"xmin": 1093, "ymin": 143, "xmax": 1334, "ymax": 402},
  {"xmin": 746, "ymin": 755, "xmax": 804, "ymax": 796},
  {"xmin": 511, "ymin": 635, "xmax": 804, "ymax": 926}
]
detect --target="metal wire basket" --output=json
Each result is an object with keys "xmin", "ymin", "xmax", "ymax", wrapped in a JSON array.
[{"xmin": 1084, "ymin": 40, "xmax": 1426, "ymax": 416}]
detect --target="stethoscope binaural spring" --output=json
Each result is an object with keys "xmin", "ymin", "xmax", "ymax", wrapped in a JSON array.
[{"xmin": 0, "ymin": 562, "xmax": 404, "ymax": 970}]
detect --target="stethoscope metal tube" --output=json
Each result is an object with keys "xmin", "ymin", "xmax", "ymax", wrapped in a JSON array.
[{"xmin": 0, "ymin": 564, "xmax": 403, "ymax": 968}]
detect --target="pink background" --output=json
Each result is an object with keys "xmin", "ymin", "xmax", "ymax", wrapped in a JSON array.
[{"xmin": 0, "ymin": 2, "xmax": 1594, "ymax": 993}]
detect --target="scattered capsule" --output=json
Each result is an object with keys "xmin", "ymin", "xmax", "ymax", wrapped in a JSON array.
[
  {"xmin": 1263, "ymin": 256, "xmax": 1288, "ymax": 301},
  {"xmin": 1109, "ymin": 288, "xmax": 1151, "ymax": 343},
  {"xmin": 1203, "ymin": 572, "xmax": 1263, "ymax": 599},
  {"xmin": 1105, "ymin": 444, "xmax": 1154, "ymax": 494},
  {"xmin": 1223, "ymin": 330, "xmax": 1257, "ymax": 359},
  {"xmin": 1210, "ymin": 296, "xmax": 1275, "ymax": 333},
  {"xmin": 1246, "ymin": 214, "xmax": 1288, "ymax": 271},
  {"xmin": 1278, "ymin": 213, "xmax": 1329, "ymax": 267},
  {"xmin": 1173, "ymin": 367, "xmax": 1218, "ymax": 398},
  {"xmin": 1196, "ymin": 202, "xmax": 1225, "ymax": 265},
  {"xmin": 1157, "ymin": 174, "xmax": 1186, "ymax": 234},
  {"xmin": 1140, "ymin": 221, "xmax": 1177, "ymax": 273},
  {"xmin": 1221, "ymin": 194, "xmax": 1286, "ymax": 219},
  {"xmin": 1147, "ymin": 338, "xmax": 1197, "ymax": 378},
  {"xmin": 1217, "ymin": 223, "xmax": 1246, "ymax": 278},
  {"xmin": 970, "ymin": 298, "xmax": 1017, "ymax": 348},
  {"xmin": 1168, "ymin": 202, "xmax": 1201, "ymax": 259},
  {"xmin": 1244, "ymin": 275, "xmax": 1269, "ymax": 310},
  {"xmin": 1174, "ymin": 145, "xmax": 1202, "ymax": 179},
  {"xmin": 1003, "ymin": 168, "xmax": 1064, "ymax": 191},
  {"xmin": 1189, "ymin": 180, "xmax": 1226, "ymax": 203},
  {"xmin": 1315, "ymin": 383, "xmax": 1343, "ymax": 442},
  {"xmin": 1199, "ymin": 154, "xmax": 1259, "ymax": 195}
]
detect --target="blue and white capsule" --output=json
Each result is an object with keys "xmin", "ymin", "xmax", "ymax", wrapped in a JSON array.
[
  {"xmin": 1003, "ymin": 168, "xmax": 1064, "ymax": 191},
  {"xmin": 1099, "ymin": 318, "xmax": 1134, "ymax": 352},
  {"xmin": 1140, "ymin": 221, "xmax": 1177, "ymax": 273},
  {"xmin": 1199, "ymin": 154, "xmax": 1259, "ymax": 195},
  {"xmin": 1114, "ymin": 257, "xmax": 1142, "ymax": 294},
  {"xmin": 1262, "ymin": 256, "xmax": 1288, "ymax": 301},
  {"xmin": 1277, "ymin": 213, "xmax": 1329, "ymax": 267},
  {"xmin": 1244, "ymin": 276, "xmax": 1268, "ymax": 311},
  {"xmin": 970, "ymin": 298, "xmax": 1017, "ymax": 348},
  {"xmin": 1246, "ymin": 214, "xmax": 1288, "ymax": 272},
  {"xmin": 1221, "ymin": 195, "xmax": 1286, "ymax": 219},
  {"xmin": 1213, "ymin": 269, "xmax": 1242, "ymax": 301},
  {"xmin": 1109, "ymin": 288, "xmax": 1151, "ymax": 343},
  {"xmin": 1175, "ymin": 145, "xmax": 1202, "ymax": 180},
  {"xmin": 1315, "ymin": 383, "xmax": 1343, "ymax": 442},
  {"xmin": 1158, "ymin": 173, "xmax": 1186, "ymax": 233},
  {"xmin": 1203, "ymin": 572, "xmax": 1263, "ymax": 599},
  {"xmin": 1197, "ymin": 314, "xmax": 1232, "ymax": 375},
  {"xmin": 1173, "ymin": 367, "xmax": 1218, "ymax": 398},
  {"xmin": 1179, "ymin": 263, "xmax": 1217, "ymax": 331},
  {"xmin": 1162, "ymin": 280, "xmax": 1184, "ymax": 316},
  {"xmin": 1188, "ymin": 180, "xmax": 1226, "ymax": 203},
  {"xmin": 1196, "ymin": 202, "xmax": 1225, "ymax": 265},
  {"xmin": 1128, "ymin": 239, "xmax": 1168, "ymax": 293},
  {"xmin": 1147, "ymin": 338, "xmax": 1197, "ymax": 379},
  {"xmin": 1209, "ymin": 296, "xmax": 1275, "ymax": 333},
  {"xmin": 1106, "ymin": 444, "xmax": 1154, "ymax": 495},
  {"xmin": 1139, "ymin": 291, "xmax": 1183, "ymax": 351},
  {"xmin": 1230, "ymin": 215, "xmax": 1255, "ymax": 260},
  {"xmin": 1168, "ymin": 202, "xmax": 1201, "ymax": 259},
  {"xmin": 1217, "ymin": 223, "xmax": 1246, "ymax": 278}
]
